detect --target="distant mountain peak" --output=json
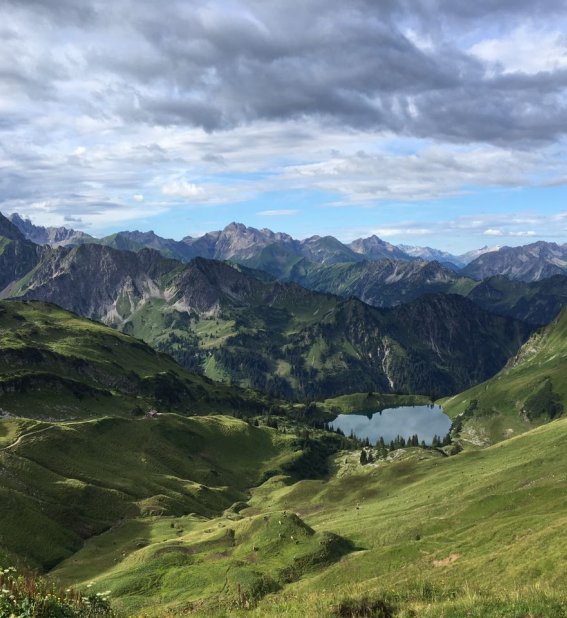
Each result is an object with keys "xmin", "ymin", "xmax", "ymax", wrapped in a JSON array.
[
  {"xmin": 9, "ymin": 212, "xmax": 93, "ymax": 247},
  {"xmin": 349, "ymin": 235, "xmax": 412, "ymax": 261},
  {"xmin": 0, "ymin": 212, "xmax": 26, "ymax": 241},
  {"xmin": 462, "ymin": 241, "xmax": 567, "ymax": 282}
]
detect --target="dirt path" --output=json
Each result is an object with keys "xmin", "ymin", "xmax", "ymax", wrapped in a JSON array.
[{"xmin": 0, "ymin": 425, "xmax": 56, "ymax": 452}]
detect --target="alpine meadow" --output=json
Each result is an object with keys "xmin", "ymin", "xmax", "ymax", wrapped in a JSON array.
[{"xmin": 1, "ymin": 2, "xmax": 567, "ymax": 617}]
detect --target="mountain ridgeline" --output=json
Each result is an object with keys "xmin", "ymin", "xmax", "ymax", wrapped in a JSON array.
[
  {"xmin": 462, "ymin": 241, "xmax": 567, "ymax": 282},
  {"xmin": 283, "ymin": 259, "xmax": 567, "ymax": 326},
  {"xmin": 10, "ymin": 213, "xmax": 567, "ymax": 282},
  {"xmin": 3, "ymin": 242, "xmax": 532, "ymax": 400},
  {"xmin": 0, "ymin": 300, "xmax": 271, "ymax": 419}
]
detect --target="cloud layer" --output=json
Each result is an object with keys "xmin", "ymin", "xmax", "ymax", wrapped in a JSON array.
[{"xmin": 1, "ymin": 0, "xmax": 567, "ymax": 240}]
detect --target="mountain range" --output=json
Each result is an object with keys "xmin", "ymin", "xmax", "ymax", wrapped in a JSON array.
[
  {"xmin": 461, "ymin": 240, "xmax": 567, "ymax": 282},
  {"xmin": 5, "ymin": 213, "xmax": 491, "ymax": 265},
  {"xmin": 9, "ymin": 213, "xmax": 567, "ymax": 283},
  {"xmin": 2, "ymin": 210, "xmax": 567, "ymax": 617},
  {"xmin": 4, "ymin": 211, "xmax": 567, "ymax": 398},
  {"xmin": 285, "ymin": 259, "xmax": 567, "ymax": 325},
  {"xmin": 1, "ymin": 240, "xmax": 531, "ymax": 400}
]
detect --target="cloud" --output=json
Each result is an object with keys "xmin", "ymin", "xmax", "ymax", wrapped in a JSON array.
[
  {"xmin": 133, "ymin": 194, "xmax": 144, "ymax": 202},
  {"xmin": 340, "ymin": 210, "xmax": 567, "ymax": 243},
  {"xmin": 371, "ymin": 227, "xmax": 434, "ymax": 238},
  {"xmin": 257, "ymin": 209, "xmax": 299, "ymax": 216},
  {"xmin": 2, "ymin": 0, "xmax": 567, "ymax": 144},
  {"xmin": 484, "ymin": 229, "xmax": 504, "ymax": 236},
  {"xmin": 484, "ymin": 228, "xmax": 537, "ymax": 237},
  {"xmin": 470, "ymin": 27, "xmax": 567, "ymax": 75},
  {"xmin": 285, "ymin": 144, "xmax": 541, "ymax": 202},
  {"xmin": 64, "ymin": 215, "xmax": 83, "ymax": 224},
  {"xmin": 161, "ymin": 180, "xmax": 206, "ymax": 199},
  {"xmin": 1, "ymin": 0, "xmax": 567, "ymax": 236}
]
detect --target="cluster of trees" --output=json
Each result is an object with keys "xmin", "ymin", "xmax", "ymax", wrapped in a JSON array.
[
  {"xmin": 524, "ymin": 379, "xmax": 563, "ymax": 420},
  {"xmin": 358, "ymin": 432, "xmax": 452, "ymax": 465}
]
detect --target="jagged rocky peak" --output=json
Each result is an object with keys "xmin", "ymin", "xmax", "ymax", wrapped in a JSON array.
[
  {"xmin": 398, "ymin": 244, "xmax": 463, "ymax": 266},
  {"xmin": 462, "ymin": 241, "xmax": 567, "ymax": 282},
  {"xmin": 0, "ymin": 212, "xmax": 27, "ymax": 241},
  {"xmin": 183, "ymin": 222, "xmax": 297, "ymax": 261},
  {"xmin": 8, "ymin": 212, "xmax": 93, "ymax": 246},
  {"xmin": 349, "ymin": 235, "xmax": 412, "ymax": 261}
]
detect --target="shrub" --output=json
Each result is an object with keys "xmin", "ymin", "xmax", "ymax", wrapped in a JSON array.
[
  {"xmin": 333, "ymin": 595, "xmax": 396, "ymax": 618},
  {"xmin": 0, "ymin": 567, "xmax": 114, "ymax": 618}
]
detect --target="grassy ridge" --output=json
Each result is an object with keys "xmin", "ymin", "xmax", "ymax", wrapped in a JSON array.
[
  {"xmin": 0, "ymin": 300, "xmax": 271, "ymax": 418},
  {"xmin": 0, "ymin": 414, "xmax": 298, "ymax": 571},
  {"xmin": 442, "ymin": 305, "xmax": 567, "ymax": 444}
]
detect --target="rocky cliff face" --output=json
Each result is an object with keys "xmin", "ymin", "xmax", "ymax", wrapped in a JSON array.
[
  {"xmin": 10, "ymin": 244, "xmax": 177, "ymax": 323},
  {"xmin": 183, "ymin": 223, "xmax": 298, "ymax": 262},
  {"xmin": 0, "ymin": 213, "xmax": 44, "ymax": 291},
  {"xmin": 9, "ymin": 213, "xmax": 93, "ymax": 246},
  {"xmin": 463, "ymin": 242, "xmax": 567, "ymax": 282}
]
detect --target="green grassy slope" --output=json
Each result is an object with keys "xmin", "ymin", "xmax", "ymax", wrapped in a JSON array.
[
  {"xmin": 0, "ymin": 414, "xmax": 298, "ymax": 571},
  {"xmin": 0, "ymin": 300, "xmax": 270, "ymax": 418},
  {"xmin": 442, "ymin": 305, "xmax": 567, "ymax": 445},
  {"xmin": 50, "ymin": 415, "xmax": 567, "ymax": 617}
]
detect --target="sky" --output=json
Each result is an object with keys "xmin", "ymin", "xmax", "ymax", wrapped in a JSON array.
[{"xmin": 1, "ymin": 0, "xmax": 567, "ymax": 252}]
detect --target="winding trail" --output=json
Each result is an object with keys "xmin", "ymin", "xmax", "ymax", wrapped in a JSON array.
[{"xmin": 1, "ymin": 425, "xmax": 56, "ymax": 451}]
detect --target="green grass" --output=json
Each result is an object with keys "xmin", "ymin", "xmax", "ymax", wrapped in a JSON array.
[
  {"xmin": 442, "ymin": 305, "xmax": 567, "ymax": 444},
  {"xmin": 41, "ymin": 415, "xmax": 567, "ymax": 616},
  {"xmin": 0, "ymin": 414, "xmax": 299, "ymax": 571},
  {"xmin": 194, "ymin": 317, "xmax": 238, "ymax": 349},
  {"xmin": 0, "ymin": 300, "xmax": 273, "ymax": 418}
]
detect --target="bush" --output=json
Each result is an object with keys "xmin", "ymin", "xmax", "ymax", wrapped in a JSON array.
[
  {"xmin": 333, "ymin": 595, "xmax": 396, "ymax": 618},
  {"xmin": 524, "ymin": 379, "xmax": 563, "ymax": 420},
  {"xmin": 0, "ymin": 567, "xmax": 114, "ymax": 618}
]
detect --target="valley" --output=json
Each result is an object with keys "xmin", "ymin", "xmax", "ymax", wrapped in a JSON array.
[
  {"xmin": 4, "ymin": 1, "xmax": 567, "ymax": 615},
  {"xmin": 0, "ymin": 219, "xmax": 536, "ymax": 400},
  {"xmin": 1, "ymin": 213, "xmax": 567, "ymax": 617},
  {"xmin": 46, "ymin": 415, "xmax": 567, "ymax": 617}
]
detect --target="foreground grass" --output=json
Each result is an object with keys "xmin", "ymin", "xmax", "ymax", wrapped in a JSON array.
[
  {"xmin": 47, "ymin": 416, "xmax": 567, "ymax": 616},
  {"xmin": 0, "ymin": 567, "xmax": 113, "ymax": 618}
]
